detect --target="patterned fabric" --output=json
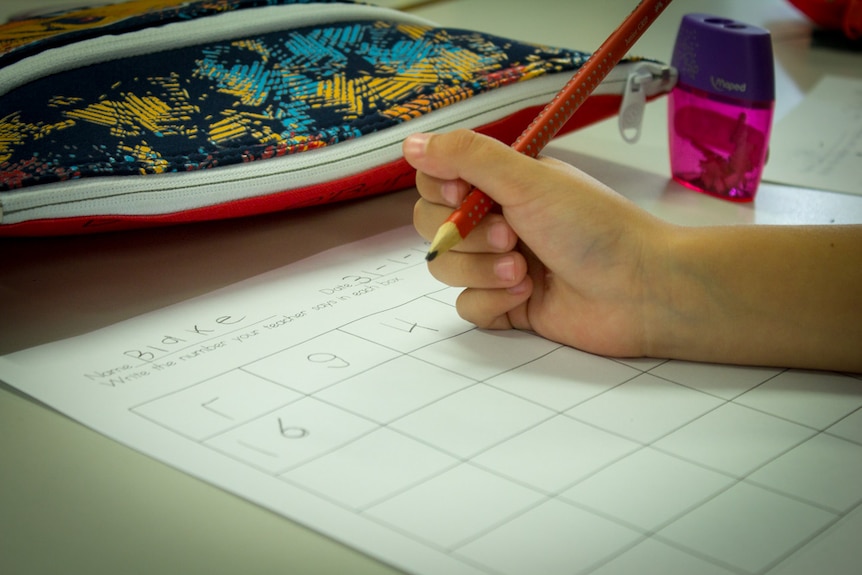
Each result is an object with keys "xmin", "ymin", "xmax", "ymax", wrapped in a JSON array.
[
  {"xmin": 0, "ymin": 1, "xmax": 587, "ymax": 191},
  {"xmin": 0, "ymin": 0, "xmax": 355, "ymax": 66}
]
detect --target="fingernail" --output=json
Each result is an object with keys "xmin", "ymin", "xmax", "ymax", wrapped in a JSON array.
[
  {"xmin": 494, "ymin": 255, "xmax": 516, "ymax": 282},
  {"xmin": 507, "ymin": 278, "xmax": 529, "ymax": 295},
  {"xmin": 487, "ymin": 221, "xmax": 511, "ymax": 251},
  {"xmin": 440, "ymin": 181, "xmax": 461, "ymax": 206},
  {"xmin": 403, "ymin": 133, "xmax": 431, "ymax": 158}
]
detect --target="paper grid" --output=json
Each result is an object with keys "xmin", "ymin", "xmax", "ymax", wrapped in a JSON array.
[{"xmin": 2, "ymin": 227, "xmax": 862, "ymax": 575}]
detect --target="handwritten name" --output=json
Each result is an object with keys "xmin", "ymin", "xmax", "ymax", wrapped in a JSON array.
[{"xmin": 122, "ymin": 314, "xmax": 246, "ymax": 363}]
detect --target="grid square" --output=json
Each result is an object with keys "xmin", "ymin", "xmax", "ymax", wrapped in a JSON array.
[
  {"xmin": 133, "ymin": 370, "xmax": 300, "ymax": 440},
  {"xmin": 390, "ymin": 384, "xmax": 554, "ymax": 459},
  {"xmin": 340, "ymin": 297, "xmax": 475, "ymax": 353},
  {"xmin": 590, "ymin": 538, "xmax": 737, "ymax": 575},
  {"xmin": 364, "ymin": 463, "xmax": 545, "ymax": 550},
  {"xmin": 734, "ymin": 369, "xmax": 862, "ymax": 429},
  {"xmin": 747, "ymin": 433, "xmax": 862, "ymax": 512},
  {"xmin": 766, "ymin": 505, "xmax": 862, "ymax": 575},
  {"xmin": 827, "ymin": 407, "xmax": 862, "ymax": 444},
  {"xmin": 561, "ymin": 447, "xmax": 735, "ymax": 532},
  {"xmin": 650, "ymin": 360, "xmax": 782, "ymax": 400},
  {"xmin": 244, "ymin": 329, "xmax": 398, "ymax": 394},
  {"xmin": 283, "ymin": 428, "xmax": 458, "ymax": 510},
  {"xmin": 485, "ymin": 346, "xmax": 641, "ymax": 411},
  {"xmin": 654, "ymin": 402, "xmax": 815, "ymax": 477},
  {"xmin": 204, "ymin": 397, "xmax": 376, "ymax": 474},
  {"xmin": 657, "ymin": 482, "xmax": 837, "ymax": 574},
  {"xmin": 455, "ymin": 498, "xmax": 641, "ymax": 575},
  {"xmin": 411, "ymin": 328, "xmax": 561, "ymax": 382},
  {"xmin": 314, "ymin": 355, "xmax": 473, "ymax": 423},
  {"xmin": 472, "ymin": 415, "xmax": 639, "ymax": 494},
  {"xmin": 425, "ymin": 287, "xmax": 460, "ymax": 307},
  {"xmin": 566, "ymin": 373, "xmax": 724, "ymax": 443}
]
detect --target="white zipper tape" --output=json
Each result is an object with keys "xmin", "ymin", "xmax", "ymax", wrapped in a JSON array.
[
  {"xmin": 0, "ymin": 62, "xmax": 674, "ymax": 224},
  {"xmin": 0, "ymin": 4, "xmax": 436, "ymax": 97}
]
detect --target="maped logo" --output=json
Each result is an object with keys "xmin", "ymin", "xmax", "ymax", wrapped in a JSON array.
[{"xmin": 710, "ymin": 75, "xmax": 747, "ymax": 93}]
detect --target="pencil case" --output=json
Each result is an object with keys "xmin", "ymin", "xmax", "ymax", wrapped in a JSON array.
[{"xmin": 0, "ymin": 0, "xmax": 677, "ymax": 236}]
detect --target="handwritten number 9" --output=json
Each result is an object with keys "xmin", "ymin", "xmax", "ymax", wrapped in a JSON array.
[{"xmin": 307, "ymin": 352, "xmax": 349, "ymax": 368}]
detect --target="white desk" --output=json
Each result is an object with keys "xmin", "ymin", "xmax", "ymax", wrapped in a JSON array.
[{"xmin": 1, "ymin": 1, "xmax": 860, "ymax": 574}]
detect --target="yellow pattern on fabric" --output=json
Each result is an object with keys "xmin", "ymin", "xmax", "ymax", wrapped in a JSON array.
[
  {"xmin": 64, "ymin": 93, "xmax": 196, "ymax": 138},
  {"xmin": 208, "ymin": 109, "xmax": 285, "ymax": 146},
  {"xmin": 232, "ymin": 39, "xmax": 271, "ymax": 63},
  {"xmin": 313, "ymin": 74, "xmax": 428, "ymax": 119},
  {"xmin": 394, "ymin": 23, "xmax": 430, "ymax": 40},
  {"xmin": 118, "ymin": 141, "xmax": 169, "ymax": 174},
  {"xmin": 62, "ymin": 74, "xmax": 200, "ymax": 138},
  {"xmin": 0, "ymin": 112, "xmax": 74, "ymax": 163},
  {"xmin": 0, "ymin": 0, "xmax": 191, "ymax": 57}
]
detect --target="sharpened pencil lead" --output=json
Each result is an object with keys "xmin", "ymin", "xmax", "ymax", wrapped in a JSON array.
[{"xmin": 425, "ymin": 221, "xmax": 461, "ymax": 261}]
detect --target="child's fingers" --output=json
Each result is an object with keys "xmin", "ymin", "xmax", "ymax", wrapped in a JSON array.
[
  {"xmin": 413, "ymin": 170, "xmax": 471, "ymax": 207},
  {"xmin": 454, "ymin": 279, "xmax": 533, "ymax": 330},
  {"xmin": 413, "ymin": 199, "xmax": 518, "ymax": 254},
  {"xmin": 426, "ymin": 249, "xmax": 528, "ymax": 290},
  {"xmin": 403, "ymin": 130, "xmax": 544, "ymax": 208}
]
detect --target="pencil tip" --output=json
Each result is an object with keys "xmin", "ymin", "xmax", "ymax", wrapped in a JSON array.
[{"xmin": 425, "ymin": 221, "xmax": 462, "ymax": 263}]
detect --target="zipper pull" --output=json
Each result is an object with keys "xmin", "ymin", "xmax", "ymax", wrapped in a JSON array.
[{"xmin": 617, "ymin": 65, "xmax": 656, "ymax": 144}]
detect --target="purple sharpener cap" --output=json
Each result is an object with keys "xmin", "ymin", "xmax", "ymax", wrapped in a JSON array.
[{"xmin": 671, "ymin": 13, "xmax": 775, "ymax": 102}]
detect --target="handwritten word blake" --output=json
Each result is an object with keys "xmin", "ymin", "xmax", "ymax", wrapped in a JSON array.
[{"xmin": 123, "ymin": 314, "xmax": 246, "ymax": 362}]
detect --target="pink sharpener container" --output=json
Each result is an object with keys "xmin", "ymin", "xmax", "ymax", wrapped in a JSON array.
[{"xmin": 668, "ymin": 14, "xmax": 775, "ymax": 202}]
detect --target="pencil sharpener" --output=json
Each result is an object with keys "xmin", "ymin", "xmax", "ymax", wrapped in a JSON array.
[{"xmin": 668, "ymin": 14, "xmax": 775, "ymax": 202}]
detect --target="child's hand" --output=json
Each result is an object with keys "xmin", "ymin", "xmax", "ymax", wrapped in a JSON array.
[{"xmin": 404, "ymin": 129, "xmax": 673, "ymax": 359}]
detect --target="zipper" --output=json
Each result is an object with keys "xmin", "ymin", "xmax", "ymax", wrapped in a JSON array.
[
  {"xmin": 618, "ymin": 61, "xmax": 677, "ymax": 143},
  {"xmin": 0, "ymin": 3, "xmax": 436, "ymax": 97}
]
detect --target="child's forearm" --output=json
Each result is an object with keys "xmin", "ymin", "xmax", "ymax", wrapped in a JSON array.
[{"xmin": 649, "ymin": 225, "xmax": 862, "ymax": 372}]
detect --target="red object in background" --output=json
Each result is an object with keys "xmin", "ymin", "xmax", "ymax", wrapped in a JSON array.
[{"xmin": 788, "ymin": 0, "xmax": 862, "ymax": 39}]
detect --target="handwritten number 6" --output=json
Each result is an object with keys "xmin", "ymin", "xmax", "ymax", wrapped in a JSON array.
[{"xmin": 278, "ymin": 418, "xmax": 309, "ymax": 439}]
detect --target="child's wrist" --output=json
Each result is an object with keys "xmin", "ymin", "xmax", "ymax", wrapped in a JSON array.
[{"xmin": 639, "ymin": 224, "xmax": 703, "ymax": 361}]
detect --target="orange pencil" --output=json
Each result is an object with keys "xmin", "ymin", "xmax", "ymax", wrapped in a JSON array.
[{"xmin": 425, "ymin": 0, "xmax": 673, "ymax": 261}]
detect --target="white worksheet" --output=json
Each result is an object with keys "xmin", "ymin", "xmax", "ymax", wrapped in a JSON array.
[
  {"xmin": 1, "ymin": 226, "xmax": 861, "ymax": 575},
  {"xmin": 762, "ymin": 75, "xmax": 862, "ymax": 197}
]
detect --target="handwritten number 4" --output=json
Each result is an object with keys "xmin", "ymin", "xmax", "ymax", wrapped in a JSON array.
[{"xmin": 382, "ymin": 318, "xmax": 438, "ymax": 334}]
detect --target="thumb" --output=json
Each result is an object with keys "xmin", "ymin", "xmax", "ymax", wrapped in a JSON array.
[{"xmin": 403, "ymin": 129, "xmax": 545, "ymax": 208}]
